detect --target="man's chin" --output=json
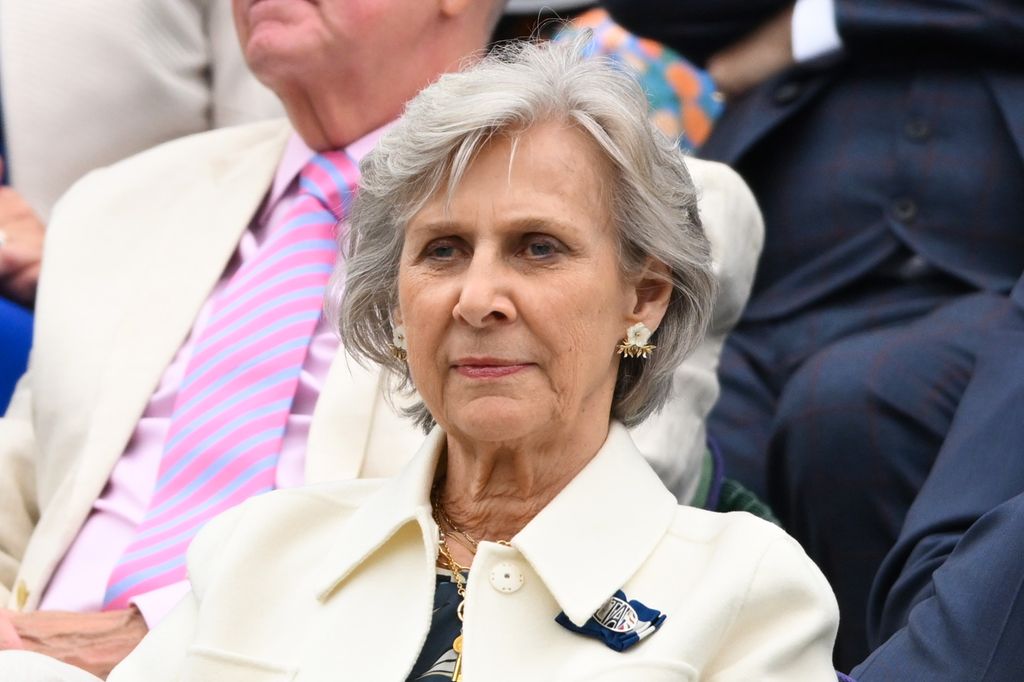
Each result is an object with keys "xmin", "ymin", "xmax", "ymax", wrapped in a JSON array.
[{"xmin": 242, "ymin": 33, "xmax": 313, "ymax": 88}]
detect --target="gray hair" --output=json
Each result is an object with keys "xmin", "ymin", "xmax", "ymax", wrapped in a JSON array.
[{"xmin": 332, "ymin": 33, "xmax": 716, "ymax": 431}]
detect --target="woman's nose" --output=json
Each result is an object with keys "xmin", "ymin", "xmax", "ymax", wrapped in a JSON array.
[{"xmin": 452, "ymin": 255, "xmax": 517, "ymax": 327}]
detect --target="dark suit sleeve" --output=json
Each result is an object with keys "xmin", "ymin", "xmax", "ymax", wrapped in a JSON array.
[
  {"xmin": 600, "ymin": 0, "xmax": 791, "ymax": 66},
  {"xmin": 852, "ymin": 492, "xmax": 1024, "ymax": 681},
  {"xmin": 835, "ymin": 0, "xmax": 1024, "ymax": 61},
  {"xmin": 602, "ymin": 0, "xmax": 1024, "ymax": 65},
  {"xmin": 853, "ymin": 296, "xmax": 1024, "ymax": 679}
]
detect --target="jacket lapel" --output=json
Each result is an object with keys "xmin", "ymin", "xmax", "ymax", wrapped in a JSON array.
[
  {"xmin": 305, "ymin": 431, "xmax": 444, "ymax": 679},
  {"xmin": 511, "ymin": 423, "xmax": 679, "ymax": 627},
  {"xmin": 19, "ymin": 122, "xmax": 294, "ymax": 605},
  {"xmin": 306, "ymin": 363, "xmax": 431, "ymax": 483},
  {"xmin": 312, "ymin": 429, "xmax": 444, "ymax": 598},
  {"xmin": 702, "ymin": 67, "xmax": 832, "ymax": 165},
  {"xmin": 304, "ymin": 357, "xmax": 383, "ymax": 483}
]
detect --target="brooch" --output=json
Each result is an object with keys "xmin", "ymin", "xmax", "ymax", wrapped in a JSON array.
[{"xmin": 555, "ymin": 590, "xmax": 667, "ymax": 652}]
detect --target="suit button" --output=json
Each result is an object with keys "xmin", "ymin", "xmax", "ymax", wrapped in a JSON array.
[
  {"xmin": 489, "ymin": 562, "xmax": 525, "ymax": 594},
  {"xmin": 892, "ymin": 198, "xmax": 918, "ymax": 223},
  {"xmin": 895, "ymin": 254, "xmax": 934, "ymax": 280},
  {"xmin": 773, "ymin": 81, "xmax": 802, "ymax": 105},
  {"xmin": 15, "ymin": 580, "xmax": 29, "ymax": 610},
  {"xmin": 905, "ymin": 118, "xmax": 931, "ymax": 141}
]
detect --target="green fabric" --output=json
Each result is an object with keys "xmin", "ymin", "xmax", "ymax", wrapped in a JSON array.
[
  {"xmin": 687, "ymin": 447, "xmax": 779, "ymax": 525},
  {"xmin": 715, "ymin": 479, "xmax": 780, "ymax": 525},
  {"xmin": 690, "ymin": 448, "xmax": 715, "ymax": 509}
]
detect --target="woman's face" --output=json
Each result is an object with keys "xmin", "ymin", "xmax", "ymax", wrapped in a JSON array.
[{"xmin": 398, "ymin": 122, "xmax": 663, "ymax": 444}]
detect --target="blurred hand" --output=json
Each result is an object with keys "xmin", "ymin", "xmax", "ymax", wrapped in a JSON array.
[
  {"xmin": 707, "ymin": 5, "xmax": 796, "ymax": 100},
  {"xmin": 0, "ymin": 607, "xmax": 148, "ymax": 679},
  {"xmin": 0, "ymin": 157, "xmax": 46, "ymax": 307},
  {"xmin": 0, "ymin": 608, "xmax": 24, "ymax": 649}
]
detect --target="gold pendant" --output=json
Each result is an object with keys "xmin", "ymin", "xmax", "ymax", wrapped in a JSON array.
[{"xmin": 451, "ymin": 634, "xmax": 463, "ymax": 681}]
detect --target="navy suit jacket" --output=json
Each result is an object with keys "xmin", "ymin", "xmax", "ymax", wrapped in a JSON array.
[
  {"xmin": 604, "ymin": 0, "xmax": 1024, "ymax": 320},
  {"xmin": 848, "ymin": 274, "xmax": 1024, "ymax": 679}
]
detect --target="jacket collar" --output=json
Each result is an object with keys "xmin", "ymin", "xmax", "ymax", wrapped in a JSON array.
[
  {"xmin": 313, "ymin": 422, "xmax": 678, "ymax": 627},
  {"xmin": 511, "ymin": 423, "xmax": 679, "ymax": 625},
  {"xmin": 313, "ymin": 427, "xmax": 443, "ymax": 601}
]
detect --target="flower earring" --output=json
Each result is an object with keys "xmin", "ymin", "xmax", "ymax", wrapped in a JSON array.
[
  {"xmin": 390, "ymin": 324, "xmax": 408, "ymax": 361},
  {"xmin": 616, "ymin": 322, "xmax": 656, "ymax": 359}
]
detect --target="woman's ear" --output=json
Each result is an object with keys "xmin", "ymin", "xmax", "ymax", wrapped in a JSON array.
[{"xmin": 628, "ymin": 258, "xmax": 672, "ymax": 332}]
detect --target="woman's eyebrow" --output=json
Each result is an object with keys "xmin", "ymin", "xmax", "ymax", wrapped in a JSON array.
[
  {"xmin": 406, "ymin": 219, "xmax": 463, "ymax": 237},
  {"xmin": 409, "ymin": 215, "xmax": 583, "ymax": 236},
  {"xmin": 503, "ymin": 216, "xmax": 579, "ymax": 233}
]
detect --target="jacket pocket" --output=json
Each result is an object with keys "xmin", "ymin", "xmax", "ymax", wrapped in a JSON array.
[{"xmin": 183, "ymin": 645, "xmax": 297, "ymax": 682}]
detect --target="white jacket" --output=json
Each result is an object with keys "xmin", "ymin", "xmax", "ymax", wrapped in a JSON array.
[{"xmin": 104, "ymin": 423, "xmax": 839, "ymax": 681}]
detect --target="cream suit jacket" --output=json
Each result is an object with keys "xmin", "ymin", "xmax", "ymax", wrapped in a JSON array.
[
  {"xmin": 0, "ymin": 119, "xmax": 763, "ymax": 615},
  {"xmin": 98, "ymin": 423, "xmax": 837, "ymax": 681}
]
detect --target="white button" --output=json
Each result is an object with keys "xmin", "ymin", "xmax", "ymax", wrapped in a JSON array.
[{"xmin": 489, "ymin": 561, "xmax": 525, "ymax": 594}]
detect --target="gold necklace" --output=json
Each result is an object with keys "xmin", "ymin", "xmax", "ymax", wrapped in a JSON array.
[
  {"xmin": 430, "ymin": 484, "xmax": 511, "ymax": 682},
  {"xmin": 433, "ymin": 492, "xmax": 480, "ymax": 551},
  {"xmin": 432, "ymin": 485, "xmax": 467, "ymax": 682}
]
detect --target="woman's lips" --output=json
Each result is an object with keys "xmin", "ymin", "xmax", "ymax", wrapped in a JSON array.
[{"xmin": 453, "ymin": 361, "xmax": 531, "ymax": 379}]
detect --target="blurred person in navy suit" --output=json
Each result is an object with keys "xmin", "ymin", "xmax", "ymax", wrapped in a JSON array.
[
  {"xmin": 853, "ymin": 276, "xmax": 1024, "ymax": 680},
  {"xmin": 601, "ymin": 0, "xmax": 1024, "ymax": 669}
]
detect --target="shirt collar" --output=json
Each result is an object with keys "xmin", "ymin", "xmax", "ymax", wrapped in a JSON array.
[
  {"xmin": 267, "ymin": 134, "xmax": 317, "ymax": 208},
  {"xmin": 313, "ymin": 422, "xmax": 679, "ymax": 627},
  {"xmin": 266, "ymin": 121, "xmax": 398, "ymax": 213}
]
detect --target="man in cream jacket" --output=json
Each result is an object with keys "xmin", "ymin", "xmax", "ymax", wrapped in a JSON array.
[{"xmin": 0, "ymin": 0, "xmax": 763, "ymax": 676}]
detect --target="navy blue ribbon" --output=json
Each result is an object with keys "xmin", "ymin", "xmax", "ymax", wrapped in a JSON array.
[{"xmin": 555, "ymin": 590, "xmax": 667, "ymax": 652}]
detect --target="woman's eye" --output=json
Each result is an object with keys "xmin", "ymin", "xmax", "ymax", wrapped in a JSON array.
[
  {"xmin": 524, "ymin": 238, "xmax": 560, "ymax": 259},
  {"xmin": 425, "ymin": 242, "xmax": 458, "ymax": 259}
]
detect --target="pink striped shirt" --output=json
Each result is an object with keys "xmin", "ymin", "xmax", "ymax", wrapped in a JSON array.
[{"xmin": 39, "ymin": 126, "xmax": 385, "ymax": 624}]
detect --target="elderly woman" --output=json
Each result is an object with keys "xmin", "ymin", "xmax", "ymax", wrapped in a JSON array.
[{"xmin": 12, "ymin": 36, "xmax": 837, "ymax": 681}]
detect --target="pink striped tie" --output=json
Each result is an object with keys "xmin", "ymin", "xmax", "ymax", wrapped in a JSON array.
[{"xmin": 103, "ymin": 152, "xmax": 359, "ymax": 610}]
